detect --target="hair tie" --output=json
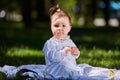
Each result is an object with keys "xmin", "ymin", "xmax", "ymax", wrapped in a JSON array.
[{"xmin": 56, "ymin": 4, "xmax": 61, "ymax": 12}]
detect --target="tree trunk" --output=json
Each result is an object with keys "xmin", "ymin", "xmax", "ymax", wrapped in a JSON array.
[
  {"xmin": 21, "ymin": 0, "xmax": 33, "ymax": 28},
  {"xmin": 103, "ymin": 0, "xmax": 110, "ymax": 26},
  {"xmin": 36, "ymin": 0, "xmax": 49, "ymax": 21},
  {"xmin": 91, "ymin": 0, "xmax": 97, "ymax": 21}
]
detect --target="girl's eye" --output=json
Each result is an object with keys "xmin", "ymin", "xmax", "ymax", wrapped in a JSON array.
[
  {"xmin": 62, "ymin": 25, "xmax": 66, "ymax": 27},
  {"xmin": 54, "ymin": 24, "xmax": 59, "ymax": 27}
]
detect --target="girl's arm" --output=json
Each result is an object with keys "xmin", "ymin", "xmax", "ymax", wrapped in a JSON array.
[{"xmin": 43, "ymin": 41, "xmax": 67, "ymax": 62}]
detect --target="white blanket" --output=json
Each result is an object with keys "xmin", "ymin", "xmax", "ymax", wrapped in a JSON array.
[{"xmin": 0, "ymin": 64, "xmax": 120, "ymax": 80}]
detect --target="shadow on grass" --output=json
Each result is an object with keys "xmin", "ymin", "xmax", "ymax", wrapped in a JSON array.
[
  {"xmin": 70, "ymin": 27, "xmax": 120, "ymax": 50},
  {"xmin": 0, "ymin": 56, "xmax": 45, "ymax": 66},
  {"xmin": 0, "ymin": 27, "xmax": 120, "ymax": 56}
]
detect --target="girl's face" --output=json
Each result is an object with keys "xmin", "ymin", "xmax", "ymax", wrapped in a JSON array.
[{"xmin": 51, "ymin": 16, "xmax": 71, "ymax": 40}]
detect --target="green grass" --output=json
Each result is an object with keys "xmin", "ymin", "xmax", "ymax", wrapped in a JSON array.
[
  {"xmin": 0, "ymin": 25, "xmax": 120, "ymax": 69},
  {"xmin": 0, "ymin": 72, "xmax": 6, "ymax": 80},
  {"xmin": 77, "ymin": 47, "xmax": 120, "ymax": 69},
  {"xmin": 6, "ymin": 47, "xmax": 44, "ymax": 57},
  {"xmin": 0, "ymin": 47, "xmax": 45, "ymax": 66},
  {"xmin": 0, "ymin": 46, "xmax": 120, "ymax": 69}
]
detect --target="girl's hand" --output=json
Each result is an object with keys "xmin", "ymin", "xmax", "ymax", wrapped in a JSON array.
[
  {"xmin": 63, "ymin": 46, "xmax": 71, "ymax": 54},
  {"xmin": 70, "ymin": 47, "xmax": 79, "ymax": 56},
  {"xmin": 64, "ymin": 46, "xmax": 79, "ymax": 56}
]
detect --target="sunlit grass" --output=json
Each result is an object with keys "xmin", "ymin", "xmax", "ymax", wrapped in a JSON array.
[
  {"xmin": 0, "ymin": 47, "xmax": 45, "ymax": 66},
  {"xmin": 0, "ymin": 46, "xmax": 120, "ymax": 69},
  {"xmin": 77, "ymin": 47, "xmax": 120, "ymax": 69},
  {"xmin": 6, "ymin": 47, "xmax": 44, "ymax": 57}
]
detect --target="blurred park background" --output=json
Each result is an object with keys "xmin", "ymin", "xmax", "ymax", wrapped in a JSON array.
[{"xmin": 0, "ymin": 0, "xmax": 120, "ymax": 69}]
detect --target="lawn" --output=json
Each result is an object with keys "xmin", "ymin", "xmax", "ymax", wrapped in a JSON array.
[
  {"xmin": 0, "ymin": 26, "xmax": 120, "ymax": 69},
  {"xmin": 0, "ymin": 46, "xmax": 120, "ymax": 69}
]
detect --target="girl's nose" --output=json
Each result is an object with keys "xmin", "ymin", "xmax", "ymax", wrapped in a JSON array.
[{"xmin": 58, "ymin": 26, "xmax": 62, "ymax": 30}]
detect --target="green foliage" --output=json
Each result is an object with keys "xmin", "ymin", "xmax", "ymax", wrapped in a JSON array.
[
  {"xmin": 56, "ymin": 0, "xmax": 76, "ymax": 11},
  {"xmin": 56, "ymin": 0, "xmax": 77, "ymax": 17}
]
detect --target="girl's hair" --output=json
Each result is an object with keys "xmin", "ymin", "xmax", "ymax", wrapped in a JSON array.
[{"xmin": 49, "ymin": 4, "xmax": 72, "ymax": 26}]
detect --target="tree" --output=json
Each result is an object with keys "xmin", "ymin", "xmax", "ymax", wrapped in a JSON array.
[
  {"xmin": 91, "ymin": 0, "xmax": 97, "ymax": 21},
  {"xmin": 36, "ymin": 0, "xmax": 48, "ymax": 21},
  {"xmin": 20, "ymin": 0, "xmax": 52, "ymax": 28},
  {"xmin": 20, "ymin": 0, "xmax": 33, "ymax": 28},
  {"xmin": 102, "ymin": 0, "xmax": 110, "ymax": 26}
]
